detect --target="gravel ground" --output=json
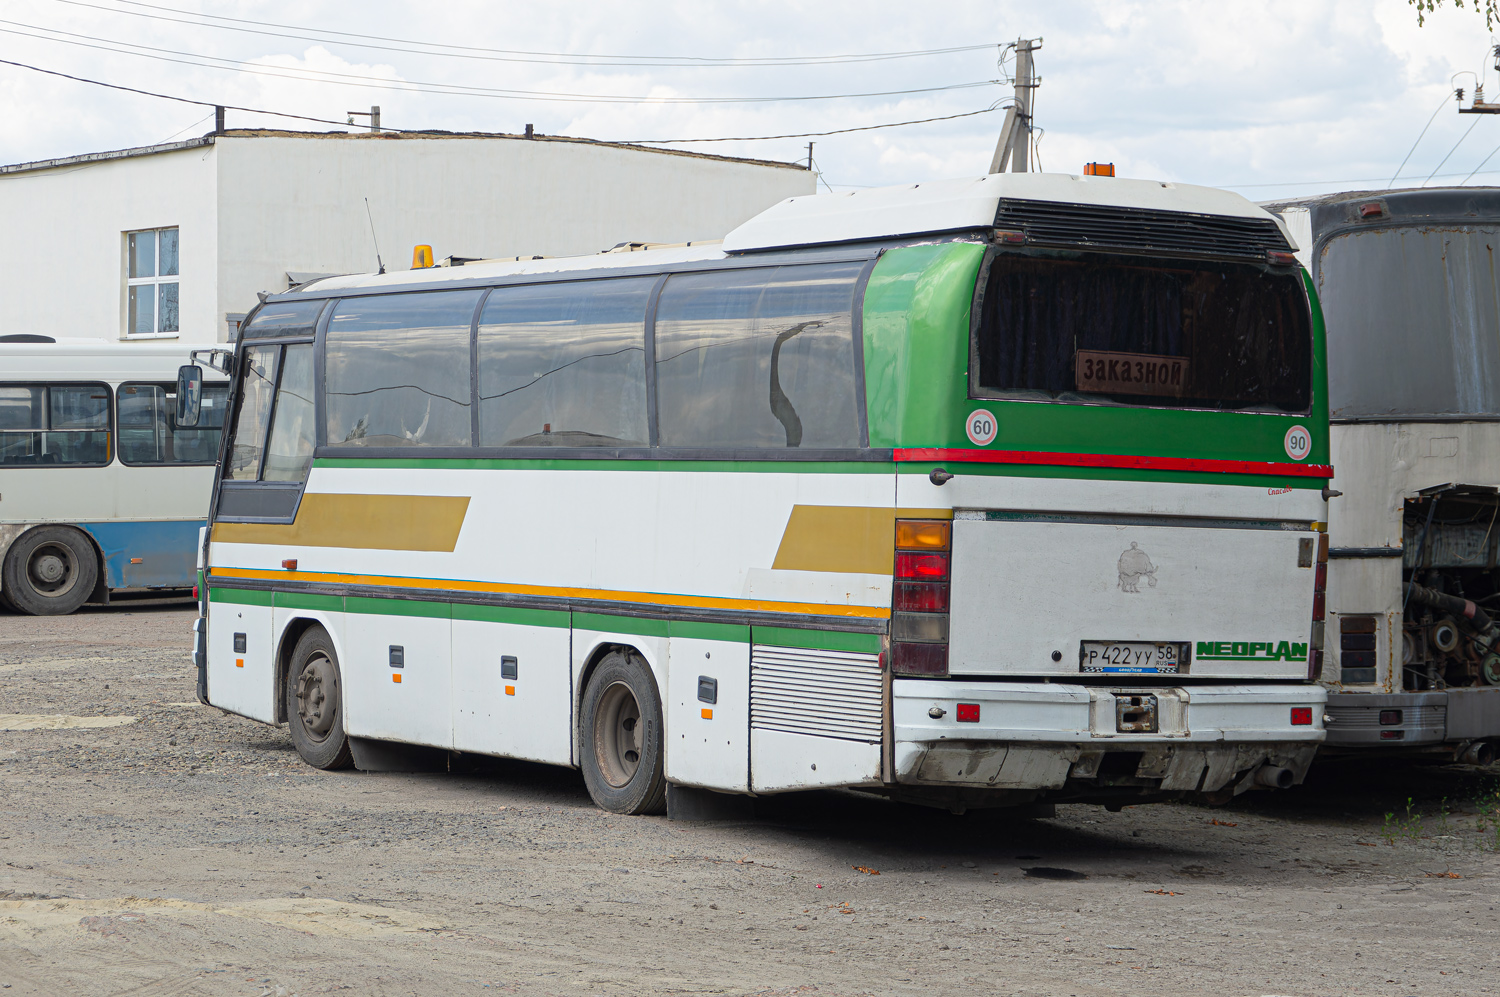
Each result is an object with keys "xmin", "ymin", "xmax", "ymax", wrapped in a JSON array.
[{"xmin": 2, "ymin": 604, "xmax": 1498, "ymax": 996}]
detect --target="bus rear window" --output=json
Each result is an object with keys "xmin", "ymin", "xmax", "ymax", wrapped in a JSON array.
[{"xmin": 972, "ymin": 252, "xmax": 1312, "ymax": 413}]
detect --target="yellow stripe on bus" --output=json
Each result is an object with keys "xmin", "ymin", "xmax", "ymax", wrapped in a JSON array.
[
  {"xmin": 210, "ymin": 494, "xmax": 470, "ymax": 552},
  {"xmin": 208, "ymin": 566, "xmax": 892, "ymax": 620},
  {"xmin": 772, "ymin": 505, "xmax": 952, "ymax": 574}
]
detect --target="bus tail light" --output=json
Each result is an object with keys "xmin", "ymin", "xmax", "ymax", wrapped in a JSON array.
[{"xmin": 892, "ymin": 519, "xmax": 951, "ymax": 677}]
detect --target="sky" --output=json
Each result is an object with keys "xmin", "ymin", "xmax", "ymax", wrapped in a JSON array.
[{"xmin": 1, "ymin": 0, "xmax": 1498, "ymax": 201}]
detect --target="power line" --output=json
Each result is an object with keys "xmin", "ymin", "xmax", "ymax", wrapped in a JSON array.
[
  {"xmin": 44, "ymin": 0, "xmax": 996, "ymax": 70},
  {"xmin": 0, "ymin": 19, "xmax": 997, "ymax": 105},
  {"xmin": 1422, "ymin": 114, "xmax": 1483, "ymax": 186},
  {"xmin": 1389, "ymin": 91, "xmax": 1452, "ymax": 187},
  {"xmin": 0, "ymin": 57, "xmax": 1002, "ymax": 145},
  {"xmin": 1225, "ymin": 168, "xmax": 1500, "ymax": 190},
  {"xmin": 622, "ymin": 106, "xmax": 1004, "ymax": 143}
]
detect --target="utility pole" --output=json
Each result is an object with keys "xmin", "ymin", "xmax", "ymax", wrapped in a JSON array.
[
  {"xmin": 807, "ymin": 142, "xmax": 814, "ymax": 171},
  {"xmin": 989, "ymin": 37, "xmax": 1041, "ymax": 173},
  {"xmin": 346, "ymin": 105, "xmax": 381, "ymax": 133}
]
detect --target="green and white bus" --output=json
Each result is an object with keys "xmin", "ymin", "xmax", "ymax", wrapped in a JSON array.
[{"xmin": 189, "ymin": 173, "xmax": 1330, "ymax": 815}]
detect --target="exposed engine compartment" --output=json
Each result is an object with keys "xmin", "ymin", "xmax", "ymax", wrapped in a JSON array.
[{"xmin": 1402, "ymin": 485, "xmax": 1500, "ymax": 691}]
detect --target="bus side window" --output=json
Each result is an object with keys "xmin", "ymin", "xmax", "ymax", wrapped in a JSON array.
[
  {"xmin": 477, "ymin": 277, "xmax": 652, "ymax": 447},
  {"xmin": 224, "ymin": 346, "xmax": 281, "ymax": 479},
  {"xmin": 117, "ymin": 382, "xmax": 227, "ymax": 465},
  {"xmin": 324, "ymin": 290, "xmax": 481, "ymax": 448},
  {"xmin": 262, "ymin": 344, "xmax": 316, "ymax": 481},
  {"xmin": 0, "ymin": 384, "xmax": 110, "ymax": 466},
  {"xmin": 654, "ymin": 263, "xmax": 863, "ymax": 449}
]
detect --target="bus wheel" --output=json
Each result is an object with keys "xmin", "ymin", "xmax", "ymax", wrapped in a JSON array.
[
  {"xmin": 580, "ymin": 650, "xmax": 667, "ymax": 815},
  {"xmin": 1, "ymin": 526, "xmax": 98, "ymax": 616},
  {"xmin": 285, "ymin": 627, "xmax": 353, "ymax": 770}
]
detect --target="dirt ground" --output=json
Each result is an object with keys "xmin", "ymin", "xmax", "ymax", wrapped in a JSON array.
[{"xmin": 1, "ymin": 604, "xmax": 1498, "ymax": 997}]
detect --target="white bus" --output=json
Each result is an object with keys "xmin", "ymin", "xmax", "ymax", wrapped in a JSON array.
[
  {"xmin": 0, "ymin": 336, "xmax": 228, "ymax": 615},
  {"xmin": 190, "ymin": 174, "xmax": 1329, "ymax": 816},
  {"xmin": 1268, "ymin": 188, "xmax": 1500, "ymax": 764}
]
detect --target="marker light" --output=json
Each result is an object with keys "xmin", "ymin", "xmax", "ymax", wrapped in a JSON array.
[
  {"xmin": 1266, "ymin": 250, "xmax": 1299, "ymax": 266},
  {"xmin": 956, "ymin": 703, "xmax": 981, "ymax": 722},
  {"xmin": 895, "ymin": 552, "xmax": 948, "ymax": 580},
  {"xmin": 1290, "ymin": 706, "xmax": 1313, "ymax": 725},
  {"xmin": 1379, "ymin": 709, "xmax": 1403, "ymax": 725},
  {"xmin": 895, "ymin": 520, "xmax": 950, "ymax": 550},
  {"xmin": 1083, "ymin": 162, "xmax": 1115, "ymax": 176},
  {"xmin": 281, "ymin": 559, "xmax": 298, "ymax": 571},
  {"xmin": 412, "ymin": 244, "xmax": 434, "ymax": 268}
]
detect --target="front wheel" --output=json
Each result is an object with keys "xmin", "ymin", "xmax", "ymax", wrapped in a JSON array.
[
  {"xmin": 580, "ymin": 649, "xmax": 667, "ymax": 814},
  {"xmin": 1, "ymin": 526, "xmax": 98, "ymax": 616},
  {"xmin": 285, "ymin": 627, "xmax": 353, "ymax": 770}
]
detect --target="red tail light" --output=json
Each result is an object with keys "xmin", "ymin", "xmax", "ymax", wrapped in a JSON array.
[
  {"xmin": 891, "ymin": 519, "xmax": 951, "ymax": 677},
  {"xmin": 895, "ymin": 551, "xmax": 948, "ymax": 580},
  {"xmin": 956, "ymin": 703, "xmax": 981, "ymax": 722},
  {"xmin": 1290, "ymin": 706, "xmax": 1313, "ymax": 725}
]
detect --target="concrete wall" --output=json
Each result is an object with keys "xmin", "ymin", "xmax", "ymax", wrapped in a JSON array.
[
  {"xmin": 215, "ymin": 134, "xmax": 815, "ymax": 343},
  {"xmin": 0, "ymin": 133, "xmax": 813, "ymax": 346},
  {"xmin": 0, "ymin": 143, "xmax": 218, "ymax": 342}
]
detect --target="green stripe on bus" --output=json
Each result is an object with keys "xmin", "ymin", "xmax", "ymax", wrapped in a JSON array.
[
  {"xmin": 573, "ymin": 612, "xmax": 671, "ymax": 638},
  {"xmin": 452, "ymin": 603, "xmax": 570, "ymax": 629},
  {"xmin": 668, "ymin": 619, "xmax": 750, "ymax": 642},
  {"xmin": 274, "ymin": 592, "xmax": 344, "ymax": 612},
  {"xmin": 345, "ymin": 596, "xmax": 452, "ymax": 619},
  {"xmin": 209, "ymin": 587, "xmax": 272, "ymax": 607},
  {"xmin": 314, "ymin": 457, "xmax": 896, "ymax": 474},
  {"xmin": 753, "ymin": 627, "xmax": 882, "ymax": 654}
]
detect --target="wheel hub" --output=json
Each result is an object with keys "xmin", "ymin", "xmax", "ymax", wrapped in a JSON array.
[
  {"xmin": 27, "ymin": 544, "xmax": 75, "ymax": 593},
  {"xmin": 296, "ymin": 653, "xmax": 338, "ymax": 740},
  {"xmin": 594, "ymin": 681, "xmax": 643, "ymax": 788}
]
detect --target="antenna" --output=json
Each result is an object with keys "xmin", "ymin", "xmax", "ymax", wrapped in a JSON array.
[{"xmin": 364, "ymin": 197, "xmax": 386, "ymax": 274}]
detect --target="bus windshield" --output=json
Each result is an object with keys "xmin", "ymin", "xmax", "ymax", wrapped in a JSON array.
[
  {"xmin": 972, "ymin": 251, "xmax": 1312, "ymax": 413},
  {"xmin": 1317, "ymin": 226, "xmax": 1500, "ymax": 420}
]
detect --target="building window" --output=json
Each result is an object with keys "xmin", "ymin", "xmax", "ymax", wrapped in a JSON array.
[{"xmin": 125, "ymin": 227, "xmax": 179, "ymax": 337}]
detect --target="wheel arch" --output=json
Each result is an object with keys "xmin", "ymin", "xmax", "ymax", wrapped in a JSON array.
[
  {"xmin": 572, "ymin": 636, "xmax": 665, "ymax": 767},
  {"xmin": 273, "ymin": 614, "xmax": 342, "ymax": 724}
]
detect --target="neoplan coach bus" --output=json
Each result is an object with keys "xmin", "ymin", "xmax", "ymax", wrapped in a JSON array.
[
  {"xmin": 1267, "ymin": 188, "xmax": 1500, "ymax": 763},
  {"xmin": 186, "ymin": 173, "xmax": 1329, "ymax": 815}
]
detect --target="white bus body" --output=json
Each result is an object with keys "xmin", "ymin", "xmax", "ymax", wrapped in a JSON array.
[{"xmin": 0, "ymin": 337, "xmax": 228, "ymax": 614}]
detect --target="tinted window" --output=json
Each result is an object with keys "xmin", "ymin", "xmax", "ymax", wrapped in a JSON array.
[
  {"xmin": 263, "ymin": 344, "xmax": 316, "ymax": 481},
  {"xmin": 241, "ymin": 298, "xmax": 325, "ymax": 339},
  {"xmin": 974, "ymin": 252, "xmax": 1312, "ymax": 413},
  {"xmin": 1317, "ymin": 227, "xmax": 1500, "ymax": 418},
  {"xmin": 478, "ymin": 278, "xmax": 651, "ymax": 447},
  {"xmin": 654, "ymin": 264, "xmax": 862, "ymax": 448},
  {"xmin": 117, "ymin": 382, "xmax": 227, "ymax": 464},
  {"xmin": 325, "ymin": 290, "xmax": 480, "ymax": 448},
  {"xmin": 0, "ymin": 384, "xmax": 111, "ymax": 466},
  {"xmin": 223, "ymin": 345, "xmax": 280, "ymax": 479}
]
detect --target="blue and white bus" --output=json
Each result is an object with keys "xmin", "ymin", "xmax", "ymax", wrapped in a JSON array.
[{"xmin": 0, "ymin": 336, "xmax": 228, "ymax": 614}]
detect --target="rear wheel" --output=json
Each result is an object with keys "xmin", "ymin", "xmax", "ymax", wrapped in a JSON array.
[
  {"xmin": 580, "ymin": 649, "xmax": 667, "ymax": 814},
  {"xmin": 285, "ymin": 627, "xmax": 353, "ymax": 770},
  {"xmin": 1, "ymin": 526, "xmax": 98, "ymax": 616}
]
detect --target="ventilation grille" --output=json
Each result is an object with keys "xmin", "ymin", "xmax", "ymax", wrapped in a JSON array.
[
  {"xmin": 750, "ymin": 644, "xmax": 882, "ymax": 743},
  {"xmin": 995, "ymin": 199, "xmax": 1292, "ymax": 260},
  {"xmin": 1325, "ymin": 705, "xmax": 1446, "ymax": 730}
]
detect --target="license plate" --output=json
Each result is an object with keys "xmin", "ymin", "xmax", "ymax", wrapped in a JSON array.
[{"xmin": 1079, "ymin": 641, "xmax": 1187, "ymax": 674}]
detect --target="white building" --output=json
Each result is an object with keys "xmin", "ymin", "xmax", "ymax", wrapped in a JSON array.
[{"xmin": 0, "ymin": 128, "xmax": 815, "ymax": 346}]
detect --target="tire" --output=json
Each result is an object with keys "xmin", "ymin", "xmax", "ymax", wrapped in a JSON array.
[
  {"xmin": 580, "ymin": 649, "xmax": 667, "ymax": 815},
  {"xmin": 1, "ymin": 526, "xmax": 99, "ymax": 616},
  {"xmin": 285, "ymin": 627, "xmax": 354, "ymax": 770}
]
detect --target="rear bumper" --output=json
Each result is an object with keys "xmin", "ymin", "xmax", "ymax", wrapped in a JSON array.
[
  {"xmin": 891, "ymin": 680, "xmax": 1324, "ymax": 795},
  {"xmin": 1323, "ymin": 689, "xmax": 1500, "ymax": 746}
]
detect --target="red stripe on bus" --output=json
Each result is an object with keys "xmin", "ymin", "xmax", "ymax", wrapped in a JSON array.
[{"xmin": 893, "ymin": 448, "xmax": 1334, "ymax": 479}]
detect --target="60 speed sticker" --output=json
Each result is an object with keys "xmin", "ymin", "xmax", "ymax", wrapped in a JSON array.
[
  {"xmin": 1283, "ymin": 424, "xmax": 1312, "ymax": 461},
  {"xmin": 966, "ymin": 409, "xmax": 998, "ymax": 446}
]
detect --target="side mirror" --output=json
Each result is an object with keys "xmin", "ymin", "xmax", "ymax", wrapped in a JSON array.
[{"xmin": 176, "ymin": 364, "xmax": 204, "ymax": 427}]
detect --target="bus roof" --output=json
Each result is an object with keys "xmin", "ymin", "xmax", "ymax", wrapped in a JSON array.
[
  {"xmin": 299, "ymin": 173, "xmax": 1296, "ymax": 296},
  {"xmin": 0, "ymin": 339, "xmax": 227, "ymax": 380}
]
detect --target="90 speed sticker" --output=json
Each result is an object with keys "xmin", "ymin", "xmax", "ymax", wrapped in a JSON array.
[
  {"xmin": 966, "ymin": 409, "xmax": 998, "ymax": 446},
  {"xmin": 1283, "ymin": 424, "xmax": 1312, "ymax": 461}
]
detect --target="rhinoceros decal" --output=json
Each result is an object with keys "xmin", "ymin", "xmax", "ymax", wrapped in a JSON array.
[{"xmin": 1117, "ymin": 542, "xmax": 1158, "ymax": 593}]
